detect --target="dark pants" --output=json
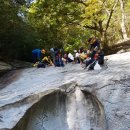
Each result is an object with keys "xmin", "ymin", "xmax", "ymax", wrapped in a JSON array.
[
  {"xmin": 98, "ymin": 54, "xmax": 104, "ymax": 65},
  {"xmin": 86, "ymin": 58, "xmax": 94, "ymax": 66},
  {"xmin": 85, "ymin": 50, "xmax": 96, "ymax": 68},
  {"xmin": 55, "ymin": 57, "xmax": 64, "ymax": 67},
  {"xmin": 42, "ymin": 59, "xmax": 49, "ymax": 65},
  {"xmin": 74, "ymin": 57, "xmax": 80, "ymax": 63},
  {"xmin": 85, "ymin": 58, "xmax": 96, "ymax": 70},
  {"xmin": 68, "ymin": 58, "xmax": 73, "ymax": 63}
]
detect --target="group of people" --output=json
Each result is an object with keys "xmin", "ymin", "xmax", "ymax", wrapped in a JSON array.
[{"xmin": 32, "ymin": 37, "xmax": 104, "ymax": 70}]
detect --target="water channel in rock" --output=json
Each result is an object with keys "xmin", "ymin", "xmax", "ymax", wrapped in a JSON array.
[{"xmin": 12, "ymin": 87, "xmax": 107, "ymax": 130}]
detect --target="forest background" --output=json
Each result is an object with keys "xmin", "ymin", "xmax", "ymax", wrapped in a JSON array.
[{"xmin": 0, "ymin": 0, "xmax": 130, "ymax": 61}]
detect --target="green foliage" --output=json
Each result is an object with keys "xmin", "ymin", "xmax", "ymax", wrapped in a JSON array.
[
  {"xmin": 25, "ymin": 0, "xmax": 86, "ymax": 50},
  {"xmin": 0, "ymin": 0, "xmax": 130, "ymax": 61},
  {"xmin": 81, "ymin": 0, "xmax": 103, "ymax": 25},
  {"xmin": 0, "ymin": 0, "xmax": 40, "ymax": 61}
]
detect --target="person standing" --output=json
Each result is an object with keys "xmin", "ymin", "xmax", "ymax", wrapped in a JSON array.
[
  {"xmin": 85, "ymin": 37, "xmax": 100, "ymax": 69},
  {"xmin": 89, "ymin": 37, "xmax": 100, "ymax": 54}
]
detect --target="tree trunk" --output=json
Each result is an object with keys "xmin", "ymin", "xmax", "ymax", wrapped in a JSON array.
[
  {"xmin": 99, "ymin": 30, "xmax": 109, "ymax": 53},
  {"xmin": 119, "ymin": 0, "xmax": 128, "ymax": 40}
]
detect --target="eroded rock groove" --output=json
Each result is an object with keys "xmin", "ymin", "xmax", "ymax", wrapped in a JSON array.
[{"xmin": 12, "ymin": 87, "xmax": 106, "ymax": 130}]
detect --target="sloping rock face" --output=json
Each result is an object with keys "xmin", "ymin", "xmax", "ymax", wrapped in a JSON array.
[
  {"xmin": 0, "ymin": 60, "xmax": 32, "ymax": 78},
  {"xmin": 0, "ymin": 61, "xmax": 12, "ymax": 76},
  {"xmin": 0, "ymin": 52, "xmax": 130, "ymax": 130},
  {"xmin": 110, "ymin": 38, "xmax": 130, "ymax": 54},
  {"xmin": 7, "ymin": 60, "xmax": 32, "ymax": 69},
  {"xmin": 12, "ymin": 88, "xmax": 106, "ymax": 130}
]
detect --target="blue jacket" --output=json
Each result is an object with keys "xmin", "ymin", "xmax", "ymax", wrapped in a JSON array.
[{"xmin": 32, "ymin": 49, "xmax": 42, "ymax": 60}]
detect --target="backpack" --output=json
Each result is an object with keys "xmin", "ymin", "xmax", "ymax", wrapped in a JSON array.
[{"xmin": 37, "ymin": 62, "xmax": 46, "ymax": 68}]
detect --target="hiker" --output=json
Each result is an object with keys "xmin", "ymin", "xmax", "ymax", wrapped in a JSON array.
[
  {"xmin": 50, "ymin": 48, "xmax": 55, "ymax": 65},
  {"xmin": 85, "ymin": 52, "xmax": 97, "ymax": 70},
  {"xmin": 82, "ymin": 50, "xmax": 91, "ymax": 63},
  {"xmin": 62, "ymin": 53, "xmax": 68, "ymax": 64},
  {"xmin": 55, "ymin": 55, "xmax": 64, "ymax": 67},
  {"xmin": 79, "ymin": 48, "xmax": 88, "ymax": 65},
  {"xmin": 51, "ymin": 48, "xmax": 63, "ymax": 66},
  {"xmin": 84, "ymin": 37, "xmax": 101, "ymax": 69},
  {"xmin": 74, "ymin": 50, "xmax": 80, "ymax": 63},
  {"xmin": 42, "ymin": 55, "xmax": 54, "ymax": 66},
  {"xmin": 32, "ymin": 49, "xmax": 46, "ymax": 63},
  {"xmin": 89, "ymin": 37, "xmax": 100, "ymax": 51},
  {"xmin": 33, "ymin": 55, "xmax": 53, "ymax": 68},
  {"xmin": 79, "ymin": 51, "xmax": 87, "ymax": 64},
  {"xmin": 68, "ymin": 52, "xmax": 74, "ymax": 63},
  {"xmin": 88, "ymin": 37, "xmax": 100, "ymax": 59},
  {"xmin": 54, "ymin": 48, "xmax": 64, "ymax": 67},
  {"xmin": 98, "ymin": 49, "xmax": 104, "ymax": 65}
]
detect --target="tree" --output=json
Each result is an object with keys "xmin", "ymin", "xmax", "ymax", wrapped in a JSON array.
[
  {"xmin": 0, "ymin": 0, "xmax": 40, "ymax": 61},
  {"xmin": 80, "ymin": 0, "xmax": 119, "ymax": 48},
  {"xmin": 119, "ymin": 0, "xmax": 128, "ymax": 39},
  {"xmin": 1, "ymin": 0, "xmax": 130, "ymax": 61},
  {"xmin": 25, "ymin": 0, "xmax": 85, "ymax": 49}
]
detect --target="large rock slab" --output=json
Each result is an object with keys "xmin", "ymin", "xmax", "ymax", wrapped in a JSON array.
[
  {"xmin": 0, "ymin": 52, "xmax": 130, "ymax": 130},
  {"xmin": 0, "ymin": 61, "xmax": 12, "ymax": 75},
  {"xmin": 7, "ymin": 60, "xmax": 33, "ymax": 69},
  {"xmin": 111, "ymin": 38, "xmax": 130, "ymax": 54},
  {"xmin": 0, "ymin": 61, "xmax": 12, "ymax": 72},
  {"xmin": 0, "ymin": 60, "xmax": 32, "ymax": 77}
]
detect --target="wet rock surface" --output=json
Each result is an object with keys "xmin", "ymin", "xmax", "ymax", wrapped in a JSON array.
[{"xmin": 0, "ymin": 52, "xmax": 130, "ymax": 130}]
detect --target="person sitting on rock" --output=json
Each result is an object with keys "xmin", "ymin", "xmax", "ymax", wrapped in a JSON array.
[
  {"xmin": 50, "ymin": 48, "xmax": 55, "ymax": 65},
  {"xmin": 42, "ymin": 55, "xmax": 54, "ymax": 66},
  {"xmin": 85, "ymin": 51, "xmax": 99, "ymax": 70},
  {"xmin": 62, "ymin": 53, "xmax": 68, "ymax": 64},
  {"xmin": 54, "ymin": 48, "xmax": 64, "ymax": 67},
  {"xmin": 68, "ymin": 52, "xmax": 74, "ymax": 63},
  {"xmin": 82, "ymin": 50, "xmax": 91, "ymax": 63},
  {"xmin": 79, "ymin": 51, "xmax": 87, "ymax": 64},
  {"xmin": 74, "ymin": 50, "xmax": 80, "ymax": 64}
]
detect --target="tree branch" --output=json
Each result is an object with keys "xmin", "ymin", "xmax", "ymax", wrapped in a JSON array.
[
  {"xmin": 83, "ymin": 24, "xmax": 101, "ymax": 32},
  {"xmin": 105, "ymin": 0, "xmax": 119, "ymax": 32},
  {"xmin": 99, "ymin": 0, "xmax": 110, "ymax": 16},
  {"xmin": 72, "ymin": 0, "xmax": 88, "ymax": 7}
]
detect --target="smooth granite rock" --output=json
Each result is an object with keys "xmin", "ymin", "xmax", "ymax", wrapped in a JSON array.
[{"xmin": 0, "ymin": 52, "xmax": 130, "ymax": 130}]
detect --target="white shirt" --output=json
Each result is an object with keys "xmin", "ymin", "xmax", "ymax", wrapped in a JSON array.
[
  {"xmin": 68, "ymin": 53, "xmax": 74, "ymax": 61},
  {"xmin": 75, "ymin": 52, "xmax": 79, "ymax": 58}
]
